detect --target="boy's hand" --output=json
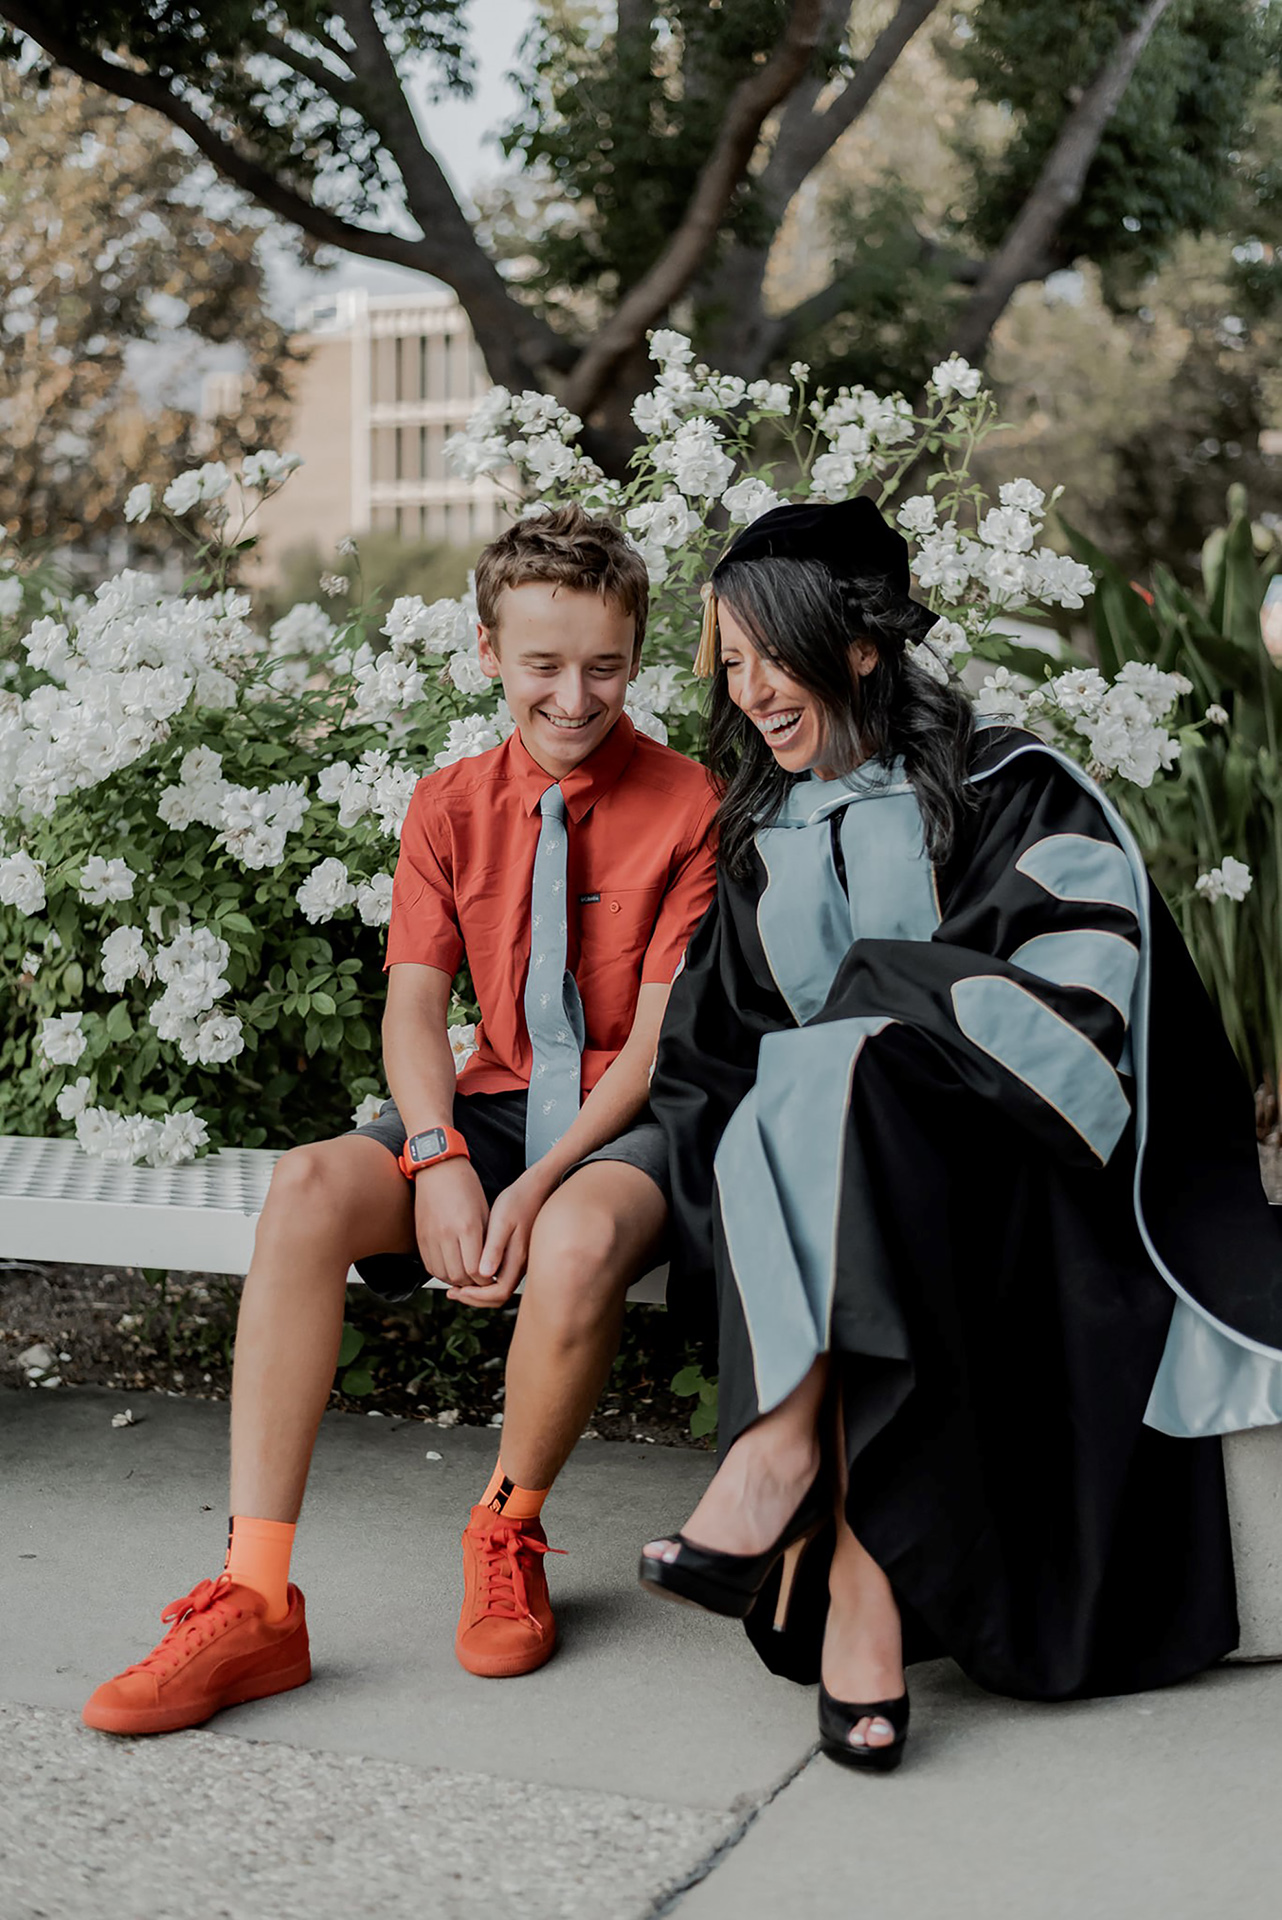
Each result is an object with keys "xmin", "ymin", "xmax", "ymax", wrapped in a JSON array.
[
  {"xmin": 414, "ymin": 1159, "xmax": 491, "ymax": 1290},
  {"xmin": 445, "ymin": 1165, "xmax": 554, "ymax": 1308}
]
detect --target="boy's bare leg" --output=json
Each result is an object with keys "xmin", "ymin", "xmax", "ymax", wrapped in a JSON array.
[
  {"xmin": 229, "ymin": 1135, "xmax": 417, "ymax": 1522},
  {"xmin": 497, "ymin": 1162, "xmax": 668, "ymax": 1492}
]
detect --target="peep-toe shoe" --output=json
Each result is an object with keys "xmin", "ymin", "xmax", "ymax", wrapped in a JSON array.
[
  {"xmin": 638, "ymin": 1469, "xmax": 830, "ymax": 1621},
  {"xmin": 818, "ymin": 1685, "xmax": 910, "ymax": 1772}
]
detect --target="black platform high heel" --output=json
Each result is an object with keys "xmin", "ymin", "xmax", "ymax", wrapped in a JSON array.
[
  {"xmin": 638, "ymin": 1468, "xmax": 831, "ymax": 1620},
  {"xmin": 818, "ymin": 1685, "xmax": 910, "ymax": 1772}
]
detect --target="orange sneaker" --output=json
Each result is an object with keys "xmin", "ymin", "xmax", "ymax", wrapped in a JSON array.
[
  {"xmin": 82, "ymin": 1574, "xmax": 311, "ymax": 1735},
  {"xmin": 455, "ymin": 1504, "xmax": 564, "ymax": 1678}
]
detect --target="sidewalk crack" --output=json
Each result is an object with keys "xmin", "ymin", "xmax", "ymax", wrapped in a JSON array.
[{"xmin": 645, "ymin": 1742, "xmax": 820, "ymax": 1916}]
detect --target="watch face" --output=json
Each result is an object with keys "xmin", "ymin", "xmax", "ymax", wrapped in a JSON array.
[{"xmin": 407, "ymin": 1127, "xmax": 448, "ymax": 1165}]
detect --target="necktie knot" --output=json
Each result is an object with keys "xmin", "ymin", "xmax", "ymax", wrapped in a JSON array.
[{"xmin": 540, "ymin": 784, "xmax": 566, "ymax": 823}]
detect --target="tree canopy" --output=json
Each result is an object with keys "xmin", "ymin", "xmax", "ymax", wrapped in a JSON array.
[{"xmin": 2, "ymin": 1, "xmax": 1279, "ymax": 464}]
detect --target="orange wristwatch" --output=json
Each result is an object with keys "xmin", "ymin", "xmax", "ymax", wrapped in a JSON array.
[{"xmin": 397, "ymin": 1125, "xmax": 471, "ymax": 1179}]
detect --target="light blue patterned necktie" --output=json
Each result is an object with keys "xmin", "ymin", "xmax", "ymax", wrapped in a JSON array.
[{"xmin": 523, "ymin": 784, "xmax": 585, "ymax": 1165}]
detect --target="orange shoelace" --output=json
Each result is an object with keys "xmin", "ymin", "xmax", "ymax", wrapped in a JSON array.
[
  {"xmin": 123, "ymin": 1574, "xmax": 249, "ymax": 1681},
  {"xmin": 470, "ymin": 1521, "xmax": 565, "ymax": 1627}
]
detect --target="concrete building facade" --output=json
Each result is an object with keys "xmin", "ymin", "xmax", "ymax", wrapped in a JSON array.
[{"xmin": 250, "ymin": 287, "xmax": 509, "ymax": 576}]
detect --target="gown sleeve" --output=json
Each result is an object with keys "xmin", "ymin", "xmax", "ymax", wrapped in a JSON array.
[
  {"xmin": 819, "ymin": 754, "xmax": 1143, "ymax": 1170},
  {"xmin": 649, "ymin": 873, "xmax": 790, "ymax": 1316}
]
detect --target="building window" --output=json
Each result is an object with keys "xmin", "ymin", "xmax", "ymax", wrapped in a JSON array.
[
  {"xmin": 419, "ymin": 333, "xmax": 429, "ymax": 402},
  {"xmin": 394, "ymin": 334, "xmax": 404, "ymax": 402},
  {"xmin": 394, "ymin": 427, "xmax": 403, "ymax": 481},
  {"xmin": 395, "ymin": 505, "xmax": 404, "ymax": 539},
  {"xmin": 419, "ymin": 424, "xmax": 428, "ymax": 479},
  {"xmin": 419, "ymin": 505, "xmax": 429, "ymax": 540}
]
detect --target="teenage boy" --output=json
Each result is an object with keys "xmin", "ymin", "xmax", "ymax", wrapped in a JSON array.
[{"xmin": 83, "ymin": 505, "xmax": 717, "ymax": 1734}]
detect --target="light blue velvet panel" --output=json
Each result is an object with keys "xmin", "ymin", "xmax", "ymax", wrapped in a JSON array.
[{"xmin": 1010, "ymin": 927, "xmax": 1140, "ymax": 1019}]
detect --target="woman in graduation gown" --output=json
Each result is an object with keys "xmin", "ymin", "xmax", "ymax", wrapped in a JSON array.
[{"xmin": 640, "ymin": 497, "xmax": 1282, "ymax": 1772}]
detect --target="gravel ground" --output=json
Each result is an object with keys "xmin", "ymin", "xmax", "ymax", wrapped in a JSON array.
[{"xmin": 0, "ymin": 1703, "xmax": 736, "ymax": 1920}]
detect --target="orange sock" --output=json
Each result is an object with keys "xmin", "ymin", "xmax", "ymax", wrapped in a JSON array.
[
  {"xmin": 224, "ymin": 1514, "xmax": 295, "ymax": 1623},
  {"xmin": 480, "ymin": 1460, "xmax": 549, "ymax": 1523}
]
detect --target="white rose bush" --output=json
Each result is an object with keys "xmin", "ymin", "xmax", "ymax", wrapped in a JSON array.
[{"xmin": 0, "ymin": 337, "xmax": 1259, "ymax": 1166}]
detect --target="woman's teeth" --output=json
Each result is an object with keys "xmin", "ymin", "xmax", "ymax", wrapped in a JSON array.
[{"xmin": 759, "ymin": 710, "xmax": 802, "ymax": 740}]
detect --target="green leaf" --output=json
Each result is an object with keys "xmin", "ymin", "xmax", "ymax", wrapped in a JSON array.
[
  {"xmin": 341, "ymin": 1365, "xmax": 375, "ymax": 1397},
  {"xmin": 690, "ymin": 1402, "xmax": 718, "ymax": 1440},
  {"xmin": 671, "ymin": 1365, "xmax": 705, "ymax": 1397},
  {"xmin": 311, "ymin": 991, "xmax": 336, "ymax": 1015},
  {"xmin": 337, "ymin": 1325, "xmax": 365, "ymax": 1367}
]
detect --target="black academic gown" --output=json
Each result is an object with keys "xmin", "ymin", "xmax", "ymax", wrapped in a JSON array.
[{"xmin": 650, "ymin": 726, "xmax": 1282, "ymax": 1702}]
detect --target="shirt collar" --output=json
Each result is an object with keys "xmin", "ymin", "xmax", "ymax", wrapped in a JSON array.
[{"xmin": 509, "ymin": 713, "xmax": 638, "ymax": 823}]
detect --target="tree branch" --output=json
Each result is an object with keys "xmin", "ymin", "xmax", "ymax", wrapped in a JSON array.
[
  {"xmin": 765, "ymin": 229, "xmax": 984, "ymax": 358},
  {"xmin": 943, "ymin": 0, "xmax": 1176, "ymax": 366},
  {"xmin": 760, "ymin": 0, "xmax": 943, "ymax": 211},
  {"xmin": 561, "ymin": 0, "xmax": 828, "ymax": 419},
  {"xmin": 1, "ymin": 2, "xmax": 574, "ymax": 390},
  {"xmin": 706, "ymin": 0, "xmax": 942, "ymax": 374},
  {"xmin": 256, "ymin": 31, "xmax": 362, "ymax": 112}
]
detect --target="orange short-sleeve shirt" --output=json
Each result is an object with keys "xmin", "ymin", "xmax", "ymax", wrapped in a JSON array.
[{"xmin": 385, "ymin": 715, "xmax": 719, "ymax": 1096}]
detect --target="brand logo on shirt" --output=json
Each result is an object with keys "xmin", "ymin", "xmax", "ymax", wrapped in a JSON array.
[{"xmin": 578, "ymin": 893, "xmax": 601, "ymax": 904}]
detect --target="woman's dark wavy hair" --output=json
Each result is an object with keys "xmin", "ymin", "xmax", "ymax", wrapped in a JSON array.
[{"xmin": 707, "ymin": 555, "xmax": 976, "ymax": 877}]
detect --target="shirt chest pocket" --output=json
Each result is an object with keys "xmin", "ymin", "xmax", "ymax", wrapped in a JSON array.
[{"xmin": 578, "ymin": 884, "xmax": 665, "ymax": 960}]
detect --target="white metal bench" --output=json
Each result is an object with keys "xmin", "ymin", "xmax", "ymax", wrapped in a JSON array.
[
  {"xmin": 0, "ymin": 1135, "xmax": 667, "ymax": 1303},
  {"xmin": 1, "ymin": 1133, "xmax": 1276, "ymax": 1659}
]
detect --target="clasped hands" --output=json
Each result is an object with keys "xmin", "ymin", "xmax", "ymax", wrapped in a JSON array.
[{"xmin": 414, "ymin": 1158, "xmax": 555, "ymax": 1308}]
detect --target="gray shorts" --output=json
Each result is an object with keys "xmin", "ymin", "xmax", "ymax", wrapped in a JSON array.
[{"xmin": 351, "ymin": 1088, "xmax": 669, "ymax": 1302}]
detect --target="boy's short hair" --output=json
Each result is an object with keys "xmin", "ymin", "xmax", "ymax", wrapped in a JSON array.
[{"xmin": 475, "ymin": 504, "xmax": 649, "ymax": 649}]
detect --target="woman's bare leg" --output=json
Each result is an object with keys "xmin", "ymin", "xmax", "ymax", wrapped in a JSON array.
[
  {"xmin": 643, "ymin": 1358, "xmax": 828, "ymax": 1561},
  {"xmin": 821, "ymin": 1392, "xmax": 904, "ymax": 1750}
]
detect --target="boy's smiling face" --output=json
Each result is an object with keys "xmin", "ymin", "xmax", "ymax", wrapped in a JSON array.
[{"xmin": 478, "ymin": 580, "xmax": 640, "ymax": 778}]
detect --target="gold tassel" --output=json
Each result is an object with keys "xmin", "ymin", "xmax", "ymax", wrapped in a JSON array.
[{"xmin": 694, "ymin": 583, "xmax": 719, "ymax": 678}]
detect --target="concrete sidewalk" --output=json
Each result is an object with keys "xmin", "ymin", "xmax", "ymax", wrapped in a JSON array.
[{"xmin": 3, "ymin": 1387, "xmax": 1281, "ymax": 1920}]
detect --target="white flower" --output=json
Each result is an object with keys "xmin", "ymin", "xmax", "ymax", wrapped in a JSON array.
[
  {"xmin": 188, "ymin": 1011, "xmax": 244, "ymax": 1066},
  {"xmin": 241, "ymin": 450, "xmax": 302, "ymax": 489},
  {"xmin": 721, "ymin": 477, "xmax": 783, "ymax": 525},
  {"xmin": 897, "ymin": 495, "xmax": 938, "ymax": 536},
  {"xmin": 447, "ymin": 646, "xmax": 490, "ymax": 697},
  {"xmin": 449, "ymin": 1023, "xmax": 478, "ymax": 1072},
  {"xmin": 632, "ymin": 388, "xmax": 686, "ymax": 437},
  {"xmin": 1206, "ymin": 704, "xmax": 1229, "ymax": 727},
  {"xmin": 351, "ymin": 1092, "xmax": 385, "ymax": 1127},
  {"xmin": 296, "ymin": 857, "xmax": 357, "ymax": 924},
  {"xmin": 20, "ymin": 949, "xmax": 41, "ymax": 976},
  {"xmin": 654, "ymin": 419, "xmax": 735, "ymax": 499},
  {"xmin": 975, "ymin": 667, "xmax": 1029, "ymax": 724},
  {"xmin": 626, "ymin": 698, "xmax": 668, "ymax": 746},
  {"xmin": 1114, "ymin": 660, "xmax": 1190, "ymax": 720},
  {"xmin": 523, "ymin": 435, "xmax": 578, "ymax": 487},
  {"xmin": 435, "ymin": 715, "xmax": 501, "ymax": 767},
  {"xmin": 78, "ymin": 855, "xmax": 135, "ymax": 907},
  {"xmin": 270, "ymin": 602, "xmax": 334, "ymax": 657},
  {"xmin": 162, "ymin": 462, "xmax": 231, "ymax": 515},
  {"xmin": 382, "ymin": 595, "xmax": 470, "ymax": 658},
  {"xmin": 648, "ymin": 328, "xmax": 695, "ymax": 369},
  {"xmin": 930, "ymin": 355, "xmax": 983, "ymax": 400},
  {"xmin": 38, "ymin": 1012, "xmax": 87, "ymax": 1067},
  {"xmin": 149, "ymin": 1110, "xmax": 210, "ymax": 1165},
  {"xmin": 0, "ymin": 850, "xmax": 46, "ymax": 915},
  {"xmin": 349, "ymin": 653, "xmax": 426, "ymax": 724},
  {"xmin": 444, "ymin": 432, "xmax": 510, "ymax": 480},
  {"xmin": 0, "ymin": 573, "xmax": 22, "ymax": 619},
  {"xmin": 980, "ymin": 548, "xmax": 1031, "ymax": 607},
  {"xmin": 700, "ymin": 373, "xmax": 748, "ymax": 409},
  {"xmin": 100, "ymin": 925, "xmax": 151, "ymax": 993},
  {"xmin": 978, "ymin": 507, "xmax": 1036, "ymax": 554},
  {"xmin": 810, "ymin": 452, "xmax": 858, "ymax": 501},
  {"xmin": 23, "ymin": 617, "xmax": 70, "ymax": 675},
  {"xmin": 356, "ymin": 872, "xmax": 395, "ymax": 927},
  {"xmin": 1040, "ymin": 666, "xmax": 1107, "ymax": 719},
  {"xmin": 625, "ymin": 495, "xmax": 701, "ymax": 550},
  {"xmin": 906, "ymin": 641, "xmax": 950, "ymax": 685},
  {"xmin": 631, "ymin": 663, "xmax": 688, "ymax": 715},
  {"xmin": 1027, "ymin": 549, "xmax": 1094, "ymax": 610},
  {"xmin": 1196, "ymin": 857, "xmax": 1252, "ymax": 904},
  {"xmin": 123, "ymin": 484, "xmax": 153, "ymax": 524},
  {"xmin": 56, "ymin": 1075, "xmax": 93, "ymax": 1119},
  {"xmin": 789, "ymin": 362, "xmax": 810, "ymax": 380},
  {"xmin": 999, "ymin": 478, "xmax": 1046, "ymax": 514},
  {"xmin": 746, "ymin": 380, "xmax": 792, "ymax": 414}
]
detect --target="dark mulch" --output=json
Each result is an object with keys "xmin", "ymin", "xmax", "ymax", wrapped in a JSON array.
[{"xmin": 0, "ymin": 1260, "xmax": 707, "ymax": 1447}]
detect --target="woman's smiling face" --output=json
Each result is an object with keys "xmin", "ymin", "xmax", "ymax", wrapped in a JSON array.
[{"xmin": 717, "ymin": 599, "xmax": 876, "ymax": 777}]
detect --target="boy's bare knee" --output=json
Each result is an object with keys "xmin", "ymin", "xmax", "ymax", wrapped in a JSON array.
[{"xmin": 525, "ymin": 1202, "xmax": 628, "ymax": 1327}]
